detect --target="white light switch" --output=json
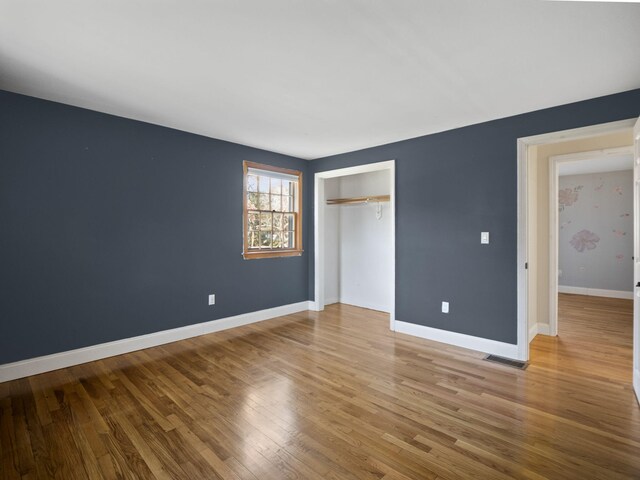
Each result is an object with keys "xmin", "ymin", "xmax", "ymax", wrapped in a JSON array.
[
  {"xmin": 208, "ymin": 294, "xmax": 216, "ymax": 305},
  {"xmin": 441, "ymin": 301, "xmax": 449, "ymax": 313},
  {"xmin": 481, "ymin": 232, "xmax": 490, "ymax": 244}
]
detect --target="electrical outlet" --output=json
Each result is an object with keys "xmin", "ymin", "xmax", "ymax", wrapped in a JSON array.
[
  {"xmin": 208, "ymin": 294, "xmax": 216, "ymax": 305},
  {"xmin": 481, "ymin": 232, "xmax": 490, "ymax": 244},
  {"xmin": 441, "ymin": 301, "xmax": 449, "ymax": 313}
]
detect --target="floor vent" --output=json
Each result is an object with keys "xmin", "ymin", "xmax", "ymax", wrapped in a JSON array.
[{"xmin": 484, "ymin": 355, "xmax": 528, "ymax": 370}]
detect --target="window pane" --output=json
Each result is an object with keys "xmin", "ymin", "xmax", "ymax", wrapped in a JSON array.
[
  {"xmin": 272, "ymin": 231, "xmax": 282, "ymax": 249},
  {"xmin": 258, "ymin": 176, "xmax": 270, "ymax": 193},
  {"xmin": 249, "ymin": 232, "xmax": 260, "ymax": 248},
  {"xmin": 273, "ymin": 213, "xmax": 283, "ymax": 230},
  {"xmin": 282, "ymin": 195, "xmax": 293, "ymax": 212},
  {"xmin": 284, "ymin": 214, "xmax": 295, "ymax": 231},
  {"xmin": 247, "ymin": 175, "xmax": 258, "ymax": 192},
  {"xmin": 282, "ymin": 181, "xmax": 291, "ymax": 196},
  {"xmin": 260, "ymin": 212, "xmax": 272, "ymax": 230},
  {"xmin": 283, "ymin": 231, "xmax": 294, "ymax": 248},
  {"xmin": 247, "ymin": 192, "xmax": 259, "ymax": 210},
  {"xmin": 260, "ymin": 231, "xmax": 272, "ymax": 248},
  {"xmin": 270, "ymin": 178, "xmax": 282, "ymax": 194},
  {"xmin": 248, "ymin": 213, "xmax": 260, "ymax": 231},
  {"xmin": 270, "ymin": 195, "xmax": 281, "ymax": 212},
  {"xmin": 258, "ymin": 193, "xmax": 270, "ymax": 210}
]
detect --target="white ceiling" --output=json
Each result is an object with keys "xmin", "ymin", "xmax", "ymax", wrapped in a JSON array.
[
  {"xmin": 0, "ymin": 1, "xmax": 639, "ymax": 160},
  {"xmin": 559, "ymin": 154, "xmax": 633, "ymax": 176}
]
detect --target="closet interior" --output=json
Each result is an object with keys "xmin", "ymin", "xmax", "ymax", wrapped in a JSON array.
[{"xmin": 323, "ymin": 169, "xmax": 392, "ymax": 313}]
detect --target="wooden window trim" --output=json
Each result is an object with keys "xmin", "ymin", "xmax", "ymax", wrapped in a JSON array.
[{"xmin": 243, "ymin": 161, "xmax": 303, "ymax": 260}]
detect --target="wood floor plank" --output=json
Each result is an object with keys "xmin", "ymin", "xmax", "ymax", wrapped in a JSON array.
[{"xmin": 1, "ymin": 294, "xmax": 639, "ymax": 478}]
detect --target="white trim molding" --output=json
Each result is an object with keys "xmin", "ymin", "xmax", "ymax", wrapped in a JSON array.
[
  {"xmin": 516, "ymin": 138, "xmax": 529, "ymax": 361},
  {"xmin": 633, "ymin": 116, "xmax": 640, "ymax": 404},
  {"xmin": 0, "ymin": 301, "xmax": 312, "ymax": 383},
  {"xmin": 558, "ymin": 286, "xmax": 634, "ymax": 300},
  {"xmin": 307, "ymin": 301, "xmax": 322, "ymax": 312},
  {"xmin": 395, "ymin": 320, "xmax": 518, "ymax": 359},
  {"xmin": 339, "ymin": 300, "xmax": 390, "ymax": 314},
  {"xmin": 529, "ymin": 322, "xmax": 551, "ymax": 342}
]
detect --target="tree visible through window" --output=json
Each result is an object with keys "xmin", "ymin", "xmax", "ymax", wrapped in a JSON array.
[{"xmin": 243, "ymin": 161, "xmax": 303, "ymax": 259}]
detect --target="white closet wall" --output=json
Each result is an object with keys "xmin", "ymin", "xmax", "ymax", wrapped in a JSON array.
[
  {"xmin": 324, "ymin": 178, "xmax": 341, "ymax": 304},
  {"xmin": 323, "ymin": 170, "xmax": 392, "ymax": 312}
]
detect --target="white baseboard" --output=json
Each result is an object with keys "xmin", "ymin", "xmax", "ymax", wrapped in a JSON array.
[
  {"xmin": 394, "ymin": 320, "xmax": 518, "ymax": 359},
  {"xmin": 308, "ymin": 301, "xmax": 321, "ymax": 311},
  {"xmin": 634, "ymin": 369, "xmax": 640, "ymax": 405},
  {"xmin": 529, "ymin": 325, "xmax": 536, "ymax": 342},
  {"xmin": 0, "ymin": 301, "xmax": 312, "ymax": 383},
  {"xmin": 558, "ymin": 285, "xmax": 633, "ymax": 300},
  {"xmin": 529, "ymin": 322, "xmax": 550, "ymax": 342},
  {"xmin": 324, "ymin": 297, "xmax": 339, "ymax": 306},
  {"xmin": 339, "ymin": 299, "xmax": 390, "ymax": 314}
]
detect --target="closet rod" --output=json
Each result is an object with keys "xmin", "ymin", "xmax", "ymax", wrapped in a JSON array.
[{"xmin": 326, "ymin": 195, "xmax": 390, "ymax": 205}]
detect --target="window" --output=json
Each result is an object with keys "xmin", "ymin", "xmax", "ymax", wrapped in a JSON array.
[{"xmin": 243, "ymin": 161, "xmax": 303, "ymax": 259}]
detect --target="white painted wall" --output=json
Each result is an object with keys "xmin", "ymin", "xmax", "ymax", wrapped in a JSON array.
[
  {"xmin": 324, "ymin": 178, "xmax": 341, "ymax": 304},
  {"xmin": 323, "ymin": 170, "xmax": 392, "ymax": 312}
]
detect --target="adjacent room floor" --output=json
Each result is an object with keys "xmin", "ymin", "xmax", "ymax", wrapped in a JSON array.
[
  {"xmin": 1, "ymin": 300, "xmax": 639, "ymax": 479},
  {"xmin": 531, "ymin": 293, "xmax": 634, "ymax": 384}
]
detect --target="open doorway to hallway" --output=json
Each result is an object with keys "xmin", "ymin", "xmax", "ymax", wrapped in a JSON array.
[
  {"xmin": 524, "ymin": 128, "xmax": 636, "ymax": 388},
  {"xmin": 537, "ymin": 148, "xmax": 635, "ymax": 383},
  {"xmin": 549, "ymin": 152, "xmax": 634, "ymax": 382}
]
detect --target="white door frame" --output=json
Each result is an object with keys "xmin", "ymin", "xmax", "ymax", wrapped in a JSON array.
[
  {"xmin": 633, "ymin": 117, "xmax": 640, "ymax": 403},
  {"xmin": 517, "ymin": 119, "xmax": 636, "ymax": 361},
  {"xmin": 548, "ymin": 146, "xmax": 634, "ymax": 337},
  {"xmin": 313, "ymin": 160, "xmax": 396, "ymax": 331}
]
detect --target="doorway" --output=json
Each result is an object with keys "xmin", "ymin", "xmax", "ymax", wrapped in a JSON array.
[
  {"xmin": 548, "ymin": 147, "xmax": 634, "ymax": 382},
  {"xmin": 313, "ymin": 160, "xmax": 395, "ymax": 330},
  {"xmin": 549, "ymin": 147, "xmax": 634, "ymax": 335},
  {"xmin": 517, "ymin": 117, "xmax": 640, "ymax": 403}
]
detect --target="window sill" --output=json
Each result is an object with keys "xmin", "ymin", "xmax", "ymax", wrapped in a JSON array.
[{"xmin": 242, "ymin": 249, "xmax": 303, "ymax": 260}]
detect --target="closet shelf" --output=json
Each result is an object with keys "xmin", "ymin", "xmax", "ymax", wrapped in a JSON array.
[{"xmin": 326, "ymin": 195, "xmax": 390, "ymax": 205}]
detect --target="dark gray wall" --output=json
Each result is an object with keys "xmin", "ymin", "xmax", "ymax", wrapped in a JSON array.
[
  {"xmin": 309, "ymin": 89, "xmax": 640, "ymax": 344},
  {"xmin": 0, "ymin": 90, "xmax": 309, "ymax": 364},
  {"xmin": 3, "ymin": 88, "xmax": 639, "ymax": 364}
]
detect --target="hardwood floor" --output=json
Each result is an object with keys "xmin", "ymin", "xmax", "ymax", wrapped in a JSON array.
[
  {"xmin": 531, "ymin": 293, "xmax": 634, "ymax": 384},
  {"xmin": 1, "ymin": 298, "xmax": 639, "ymax": 479}
]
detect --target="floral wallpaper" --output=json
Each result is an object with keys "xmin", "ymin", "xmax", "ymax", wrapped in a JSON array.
[
  {"xmin": 558, "ymin": 185, "xmax": 582, "ymax": 212},
  {"xmin": 558, "ymin": 170, "xmax": 633, "ymax": 292},
  {"xmin": 569, "ymin": 229, "xmax": 600, "ymax": 252}
]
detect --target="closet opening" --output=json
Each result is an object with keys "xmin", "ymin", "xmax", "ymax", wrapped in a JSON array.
[{"xmin": 313, "ymin": 160, "xmax": 396, "ymax": 330}]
